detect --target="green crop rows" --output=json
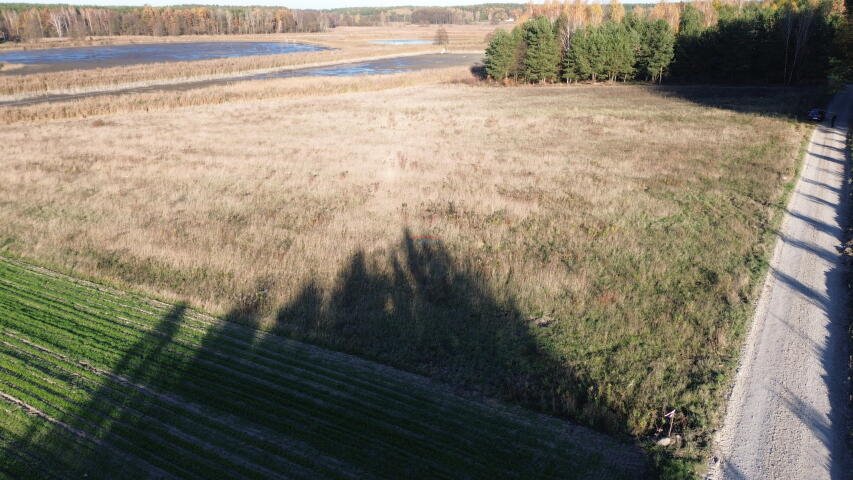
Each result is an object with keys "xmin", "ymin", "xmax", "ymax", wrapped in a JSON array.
[{"xmin": 0, "ymin": 258, "xmax": 644, "ymax": 479}]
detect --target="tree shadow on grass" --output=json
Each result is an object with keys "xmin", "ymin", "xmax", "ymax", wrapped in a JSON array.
[
  {"xmin": 271, "ymin": 228, "xmax": 623, "ymax": 432},
  {"xmin": 651, "ymin": 84, "xmax": 826, "ymax": 120},
  {"xmin": 1, "ymin": 230, "xmax": 648, "ymax": 479},
  {"xmin": 469, "ymin": 64, "xmax": 487, "ymax": 80},
  {"xmin": 1, "ymin": 305, "xmax": 188, "ymax": 478}
]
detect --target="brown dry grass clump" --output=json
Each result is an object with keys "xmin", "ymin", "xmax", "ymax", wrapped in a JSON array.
[{"xmin": 0, "ymin": 82, "xmax": 815, "ymax": 470}]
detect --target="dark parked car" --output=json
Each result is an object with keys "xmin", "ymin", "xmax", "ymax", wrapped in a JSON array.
[{"xmin": 807, "ymin": 108, "xmax": 826, "ymax": 121}]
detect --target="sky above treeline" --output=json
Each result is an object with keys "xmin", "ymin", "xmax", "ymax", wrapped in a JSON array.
[{"xmin": 0, "ymin": 0, "xmax": 660, "ymax": 8}]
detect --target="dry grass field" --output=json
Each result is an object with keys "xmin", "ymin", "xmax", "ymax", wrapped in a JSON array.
[
  {"xmin": 0, "ymin": 25, "xmax": 496, "ymax": 51},
  {"xmin": 0, "ymin": 78, "xmax": 817, "ymax": 472},
  {"xmin": 0, "ymin": 67, "xmax": 475, "ymax": 123},
  {"xmin": 284, "ymin": 24, "xmax": 499, "ymax": 49},
  {"xmin": 0, "ymin": 25, "xmax": 495, "ymax": 98}
]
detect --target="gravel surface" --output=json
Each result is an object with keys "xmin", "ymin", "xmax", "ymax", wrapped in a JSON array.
[{"xmin": 709, "ymin": 86, "xmax": 851, "ymax": 479}]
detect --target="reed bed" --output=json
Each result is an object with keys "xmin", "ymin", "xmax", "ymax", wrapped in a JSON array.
[{"xmin": 0, "ymin": 67, "xmax": 475, "ymax": 123}]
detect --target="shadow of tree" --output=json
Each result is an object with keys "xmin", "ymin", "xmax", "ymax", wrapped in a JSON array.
[
  {"xmin": 651, "ymin": 84, "xmax": 826, "ymax": 119},
  {"xmin": 0, "ymin": 232, "xmax": 647, "ymax": 478},
  {"xmin": 469, "ymin": 64, "xmax": 487, "ymax": 80},
  {"xmin": 823, "ymin": 120, "xmax": 851, "ymax": 480},
  {"xmin": 271, "ymin": 228, "xmax": 624, "ymax": 433},
  {"xmin": 2, "ymin": 305, "xmax": 188, "ymax": 478}
]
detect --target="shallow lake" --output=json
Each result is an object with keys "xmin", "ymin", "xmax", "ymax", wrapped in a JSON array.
[
  {"xmin": 261, "ymin": 53, "xmax": 479, "ymax": 79},
  {"xmin": 1, "ymin": 53, "xmax": 483, "ymax": 107},
  {"xmin": 370, "ymin": 40, "xmax": 432, "ymax": 45},
  {"xmin": 0, "ymin": 41, "xmax": 327, "ymax": 71}
]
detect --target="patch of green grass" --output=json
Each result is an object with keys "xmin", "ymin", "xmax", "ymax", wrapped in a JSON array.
[{"xmin": 0, "ymin": 258, "xmax": 646, "ymax": 479}]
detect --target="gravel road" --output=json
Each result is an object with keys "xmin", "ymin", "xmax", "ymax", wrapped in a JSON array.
[{"xmin": 708, "ymin": 87, "xmax": 851, "ymax": 479}]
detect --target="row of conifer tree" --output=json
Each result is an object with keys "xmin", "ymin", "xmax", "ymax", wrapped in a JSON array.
[{"xmin": 485, "ymin": 0, "xmax": 846, "ymax": 85}]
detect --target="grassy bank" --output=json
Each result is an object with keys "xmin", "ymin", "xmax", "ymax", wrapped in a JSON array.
[
  {"xmin": 0, "ymin": 66, "xmax": 475, "ymax": 123},
  {"xmin": 0, "ymin": 82, "xmax": 818, "ymax": 472},
  {"xmin": 0, "ymin": 257, "xmax": 645, "ymax": 478}
]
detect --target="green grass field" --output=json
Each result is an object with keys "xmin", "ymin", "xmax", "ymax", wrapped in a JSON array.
[{"xmin": 0, "ymin": 257, "xmax": 646, "ymax": 479}]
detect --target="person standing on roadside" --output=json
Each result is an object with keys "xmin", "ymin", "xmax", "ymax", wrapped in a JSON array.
[{"xmin": 830, "ymin": 114, "xmax": 837, "ymax": 127}]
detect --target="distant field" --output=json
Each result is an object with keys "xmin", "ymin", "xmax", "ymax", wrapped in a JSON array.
[
  {"xmin": 0, "ymin": 258, "xmax": 645, "ymax": 478},
  {"xmin": 0, "ymin": 81, "xmax": 815, "ymax": 468},
  {"xmin": 0, "ymin": 25, "xmax": 495, "ymax": 52}
]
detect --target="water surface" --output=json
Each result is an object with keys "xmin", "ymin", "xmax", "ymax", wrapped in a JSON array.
[
  {"xmin": 260, "ymin": 53, "xmax": 475, "ymax": 79},
  {"xmin": 0, "ymin": 41, "xmax": 327, "ymax": 72},
  {"xmin": 1, "ymin": 53, "xmax": 483, "ymax": 107},
  {"xmin": 370, "ymin": 40, "xmax": 432, "ymax": 45}
]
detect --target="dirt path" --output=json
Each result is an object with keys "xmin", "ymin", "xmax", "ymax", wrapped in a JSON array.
[{"xmin": 708, "ymin": 87, "xmax": 851, "ymax": 479}]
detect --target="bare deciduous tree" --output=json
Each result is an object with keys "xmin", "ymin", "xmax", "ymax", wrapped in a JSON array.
[{"xmin": 434, "ymin": 27, "xmax": 449, "ymax": 47}]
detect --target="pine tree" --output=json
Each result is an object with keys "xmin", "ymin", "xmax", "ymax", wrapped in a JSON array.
[
  {"xmin": 599, "ymin": 22, "xmax": 637, "ymax": 81},
  {"xmin": 679, "ymin": 4, "xmax": 704, "ymax": 37},
  {"xmin": 563, "ymin": 26, "xmax": 596, "ymax": 81},
  {"xmin": 522, "ymin": 16, "xmax": 560, "ymax": 83},
  {"xmin": 510, "ymin": 26, "xmax": 526, "ymax": 81},
  {"xmin": 484, "ymin": 29, "xmax": 516, "ymax": 80},
  {"xmin": 637, "ymin": 19, "xmax": 674, "ymax": 82}
]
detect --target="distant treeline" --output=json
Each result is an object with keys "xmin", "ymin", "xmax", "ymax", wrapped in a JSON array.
[
  {"xmin": 486, "ymin": 0, "xmax": 848, "ymax": 85},
  {"xmin": 0, "ymin": 3, "xmax": 528, "ymax": 41},
  {"xmin": 0, "ymin": 6, "xmax": 329, "ymax": 41},
  {"xmin": 320, "ymin": 4, "xmax": 526, "ymax": 26}
]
